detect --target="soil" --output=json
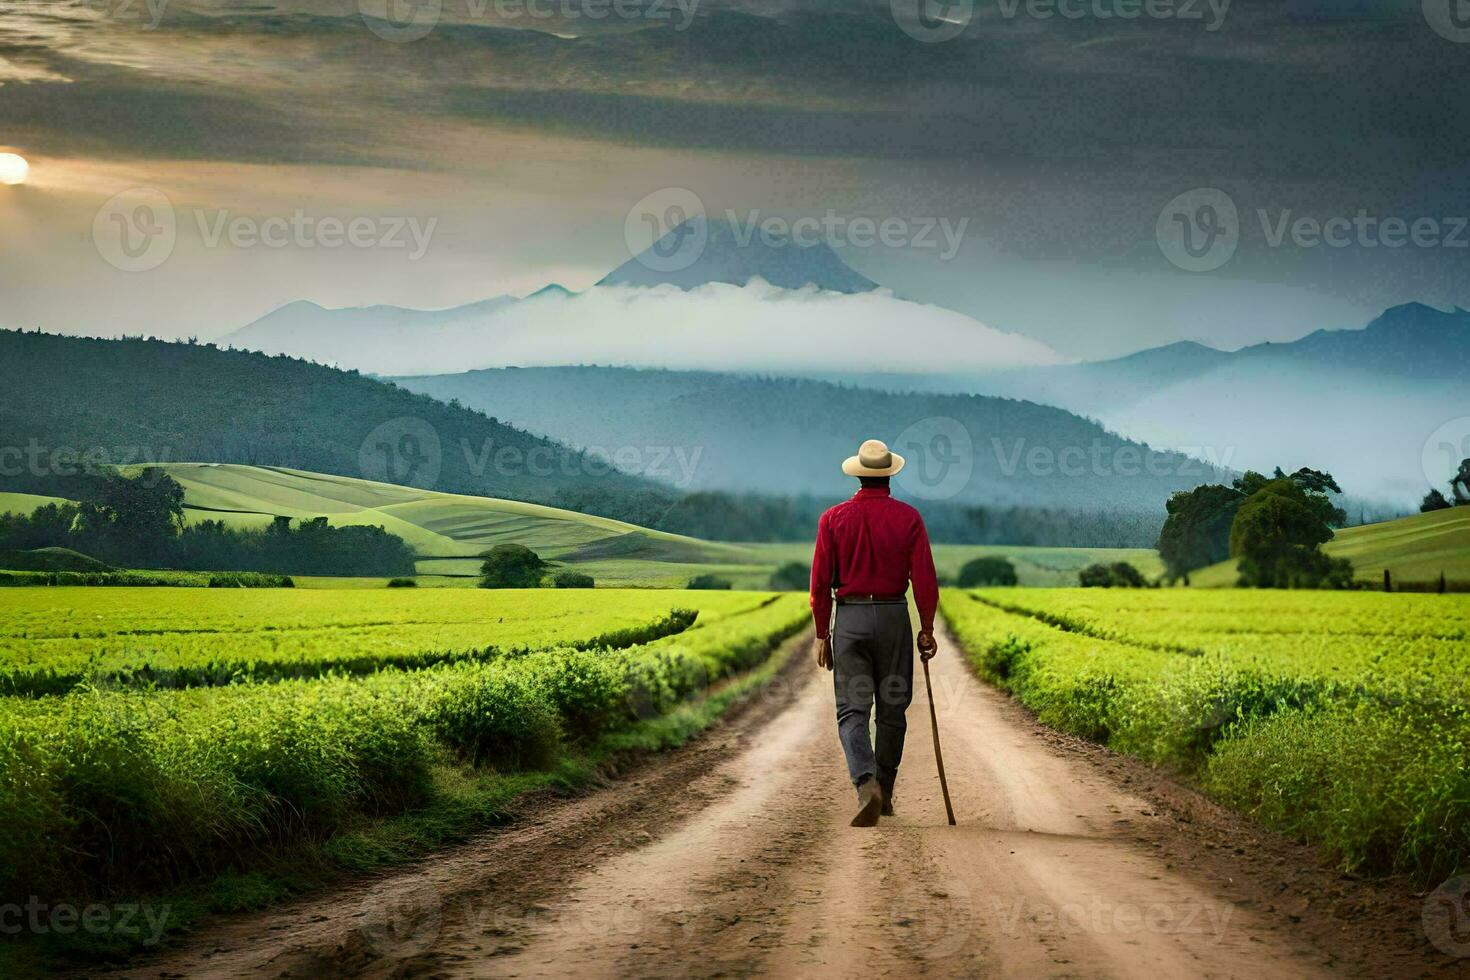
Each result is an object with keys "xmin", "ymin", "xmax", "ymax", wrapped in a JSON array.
[{"xmin": 96, "ymin": 625, "xmax": 1465, "ymax": 979}]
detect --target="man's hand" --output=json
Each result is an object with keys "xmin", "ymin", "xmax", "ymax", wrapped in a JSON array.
[
  {"xmin": 815, "ymin": 635, "xmax": 833, "ymax": 671},
  {"xmin": 917, "ymin": 629, "xmax": 938, "ymax": 662}
]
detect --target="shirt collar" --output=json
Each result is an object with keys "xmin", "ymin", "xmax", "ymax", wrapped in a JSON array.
[{"xmin": 854, "ymin": 486, "xmax": 891, "ymax": 499}]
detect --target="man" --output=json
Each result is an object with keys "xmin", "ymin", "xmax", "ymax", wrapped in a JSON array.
[{"xmin": 810, "ymin": 438, "xmax": 939, "ymax": 828}]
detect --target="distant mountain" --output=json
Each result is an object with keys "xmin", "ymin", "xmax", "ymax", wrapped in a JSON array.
[
  {"xmin": 957, "ymin": 304, "xmax": 1470, "ymax": 503},
  {"xmin": 225, "ymin": 294, "xmax": 522, "ymax": 367},
  {"xmin": 391, "ymin": 365, "xmax": 1225, "ymax": 513},
  {"xmin": 219, "ymin": 214, "xmax": 912, "ymax": 373},
  {"xmin": 0, "ymin": 330, "xmax": 673, "ymax": 526},
  {"xmin": 973, "ymin": 303, "xmax": 1468, "ymax": 410},
  {"xmin": 1232, "ymin": 302, "xmax": 1470, "ymax": 377},
  {"xmin": 598, "ymin": 216, "xmax": 879, "ymax": 294}
]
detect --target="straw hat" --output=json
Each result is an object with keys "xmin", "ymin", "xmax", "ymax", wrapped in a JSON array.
[{"xmin": 842, "ymin": 438, "xmax": 905, "ymax": 477}]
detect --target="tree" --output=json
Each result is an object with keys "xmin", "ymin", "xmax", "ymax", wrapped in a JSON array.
[
  {"xmin": 1079, "ymin": 561, "xmax": 1146, "ymax": 588},
  {"xmin": 553, "ymin": 570, "xmax": 595, "ymax": 589},
  {"xmin": 1156, "ymin": 484, "xmax": 1243, "ymax": 581},
  {"xmin": 1421, "ymin": 488, "xmax": 1452, "ymax": 513},
  {"xmin": 1229, "ymin": 479, "xmax": 1338, "ymax": 588},
  {"xmin": 479, "ymin": 544, "xmax": 547, "ymax": 588},
  {"xmin": 1454, "ymin": 459, "xmax": 1470, "ymax": 505},
  {"xmin": 957, "ymin": 556, "xmax": 1018, "ymax": 587},
  {"xmin": 767, "ymin": 561, "xmax": 811, "ymax": 591},
  {"xmin": 687, "ymin": 573, "xmax": 732, "ymax": 590}
]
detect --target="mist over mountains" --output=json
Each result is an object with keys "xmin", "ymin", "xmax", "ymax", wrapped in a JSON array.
[
  {"xmin": 392, "ymin": 366, "xmax": 1226, "ymax": 514},
  {"xmin": 219, "ymin": 214, "xmax": 1467, "ymax": 508},
  {"xmin": 816, "ymin": 304, "xmax": 1469, "ymax": 504},
  {"xmin": 222, "ymin": 217, "xmax": 1062, "ymax": 376}
]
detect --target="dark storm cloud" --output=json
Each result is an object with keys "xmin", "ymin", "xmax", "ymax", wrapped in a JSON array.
[{"xmin": 6, "ymin": 0, "xmax": 1467, "ymax": 178}]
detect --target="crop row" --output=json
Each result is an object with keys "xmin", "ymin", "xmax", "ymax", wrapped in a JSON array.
[
  {"xmin": 0, "ymin": 593, "xmax": 811, "ymax": 905},
  {"xmin": 941, "ymin": 589, "xmax": 1470, "ymax": 884},
  {"xmin": 0, "ymin": 589, "xmax": 773, "ymax": 694}
]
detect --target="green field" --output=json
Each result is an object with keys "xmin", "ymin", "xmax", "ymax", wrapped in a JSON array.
[
  {"xmin": 1187, "ymin": 506, "xmax": 1470, "ymax": 588},
  {"xmin": 0, "ymin": 587, "xmax": 771, "ymax": 694},
  {"xmin": 942, "ymin": 587, "xmax": 1470, "ymax": 883},
  {"xmin": 0, "ymin": 587, "xmax": 811, "ymax": 948}
]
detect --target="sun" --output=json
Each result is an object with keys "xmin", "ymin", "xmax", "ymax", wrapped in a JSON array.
[{"xmin": 0, "ymin": 152, "xmax": 29, "ymax": 185}]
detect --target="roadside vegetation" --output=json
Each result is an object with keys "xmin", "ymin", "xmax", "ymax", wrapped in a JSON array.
[
  {"xmin": 0, "ymin": 589, "xmax": 810, "ymax": 958},
  {"xmin": 942, "ymin": 587, "xmax": 1470, "ymax": 884}
]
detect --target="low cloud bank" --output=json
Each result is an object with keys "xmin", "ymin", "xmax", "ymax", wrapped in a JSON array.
[{"xmin": 278, "ymin": 280, "xmax": 1068, "ymax": 376}]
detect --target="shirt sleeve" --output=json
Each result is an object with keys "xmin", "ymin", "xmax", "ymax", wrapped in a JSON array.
[
  {"xmin": 909, "ymin": 514, "xmax": 938, "ymax": 633},
  {"xmin": 809, "ymin": 512, "xmax": 834, "ymax": 639}
]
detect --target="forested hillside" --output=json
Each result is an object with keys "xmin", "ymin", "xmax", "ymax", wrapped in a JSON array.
[
  {"xmin": 393, "ymin": 366, "xmax": 1225, "ymax": 512},
  {"xmin": 0, "ymin": 331, "xmax": 672, "ymax": 526}
]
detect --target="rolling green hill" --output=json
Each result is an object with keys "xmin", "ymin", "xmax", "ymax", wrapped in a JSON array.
[
  {"xmin": 145, "ymin": 463, "xmax": 756, "ymax": 585},
  {"xmin": 1187, "ymin": 507, "xmax": 1470, "ymax": 588}
]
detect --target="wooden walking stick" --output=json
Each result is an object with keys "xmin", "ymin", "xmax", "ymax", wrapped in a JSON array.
[{"xmin": 921, "ymin": 657, "xmax": 957, "ymax": 826}]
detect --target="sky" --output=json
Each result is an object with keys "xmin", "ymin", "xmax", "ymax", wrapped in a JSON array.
[{"xmin": 1, "ymin": 0, "xmax": 1467, "ymax": 361}]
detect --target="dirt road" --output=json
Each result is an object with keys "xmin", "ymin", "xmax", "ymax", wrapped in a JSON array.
[{"xmin": 110, "ymin": 626, "xmax": 1446, "ymax": 979}]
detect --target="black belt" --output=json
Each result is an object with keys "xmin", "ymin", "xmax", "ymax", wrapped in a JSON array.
[{"xmin": 836, "ymin": 593, "xmax": 907, "ymax": 605}]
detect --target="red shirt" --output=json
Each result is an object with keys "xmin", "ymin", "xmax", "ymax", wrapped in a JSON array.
[{"xmin": 809, "ymin": 486, "xmax": 938, "ymax": 639}]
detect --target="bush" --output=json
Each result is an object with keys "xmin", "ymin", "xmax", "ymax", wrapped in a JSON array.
[
  {"xmin": 387, "ymin": 577, "xmax": 418, "ymax": 588},
  {"xmin": 0, "ymin": 547, "xmax": 111, "ymax": 573},
  {"xmin": 686, "ymin": 573, "xmax": 732, "ymax": 590},
  {"xmin": 957, "ymin": 556, "xmax": 1018, "ymax": 587},
  {"xmin": 553, "ymin": 571, "xmax": 595, "ymax": 589},
  {"xmin": 418, "ymin": 662, "xmax": 563, "ymax": 770},
  {"xmin": 479, "ymin": 544, "xmax": 547, "ymax": 589},
  {"xmin": 1078, "ymin": 562, "xmax": 1145, "ymax": 588},
  {"xmin": 207, "ymin": 572, "xmax": 294, "ymax": 588},
  {"xmin": 767, "ymin": 561, "xmax": 811, "ymax": 591},
  {"xmin": 1421, "ymin": 488, "xmax": 1452, "ymax": 513}
]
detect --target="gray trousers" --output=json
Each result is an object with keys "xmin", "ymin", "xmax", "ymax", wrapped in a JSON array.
[{"xmin": 832, "ymin": 602, "xmax": 914, "ymax": 789}]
